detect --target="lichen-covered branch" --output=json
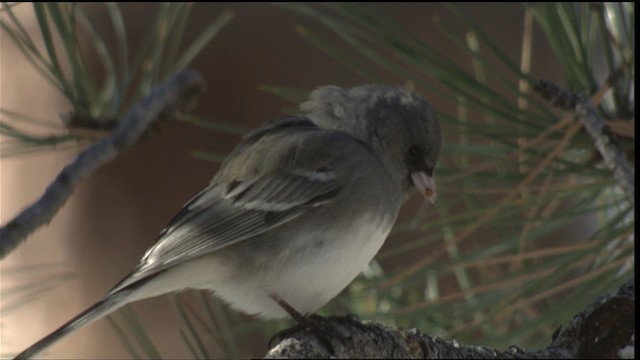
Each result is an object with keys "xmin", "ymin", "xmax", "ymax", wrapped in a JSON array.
[
  {"xmin": 266, "ymin": 278, "xmax": 634, "ymax": 359},
  {"xmin": 0, "ymin": 70, "xmax": 206, "ymax": 259},
  {"xmin": 548, "ymin": 278, "xmax": 634, "ymax": 359}
]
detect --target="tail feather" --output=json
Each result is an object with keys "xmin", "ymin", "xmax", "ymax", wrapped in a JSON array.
[{"xmin": 14, "ymin": 291, "xmax": 128, "ymax": 359}]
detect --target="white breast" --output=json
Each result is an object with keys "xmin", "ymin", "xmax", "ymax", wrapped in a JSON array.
[
  {"xmin": 208, "ymin": 215, "xmax": 393, "ymax": 319},
  {"xmin": 133, "ymin": 214, "xmax": 394, "ymax": 319}
]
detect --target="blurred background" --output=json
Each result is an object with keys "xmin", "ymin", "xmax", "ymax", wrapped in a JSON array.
[{"xmin": 1, "ymin": 3, "xmax": 634, "ymax": 359}]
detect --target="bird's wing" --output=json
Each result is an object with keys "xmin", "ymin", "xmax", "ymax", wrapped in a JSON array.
[{"xmin": 109, "ymin": 117, "xmax": 356, "ymax": 294}]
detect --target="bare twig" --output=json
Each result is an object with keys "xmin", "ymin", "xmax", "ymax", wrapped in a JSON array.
[
  {"xmin": 533, "ymin": 79, "xmax": 583, "ymax": 110},
  {"xmin": 575, "ymin": 100, "xmax": 635, "ymax": 203},
  {"xmin": 534, "ymin": 76, "xmax": 635, "ymax": 204},
  {"xmin": 266, "ymin": 278, "xmax": 634, "ymax": 359},
  {"xmin": 0, "ymin": 69, "xmax": 206, "ymax": 259}
]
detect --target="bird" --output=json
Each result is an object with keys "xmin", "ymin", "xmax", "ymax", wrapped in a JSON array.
[{"xmin": 16, "ymin": 84, "xmax": 441, "ymax": 359}]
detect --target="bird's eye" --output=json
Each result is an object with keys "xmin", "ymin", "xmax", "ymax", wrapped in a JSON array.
[{"xmin": 408, "ymin": 144, "xmax": 421, "ymax": 159}]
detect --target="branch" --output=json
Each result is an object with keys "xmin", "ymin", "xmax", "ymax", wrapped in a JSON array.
[
  {"xmin": 574, "ymin": 100, "xmax": 635, "ymax": 203},
  {"xmin": 534, "ymin": 77, "xmax": 635, "ymax": 204},
  {"xmin": 0, "ymin": 70, "xmax": 206, "ymax": 259},
  {"xmin": 266, "ymin": 278, "xmax": 634, "ymax": 359}
]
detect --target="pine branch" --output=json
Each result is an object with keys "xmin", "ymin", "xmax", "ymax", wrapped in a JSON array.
[
  {"xmin": 574, "ymin": 100, "xmax": 635, "ymax": 204},
  {"xmin": 266, "ymin": 278, "xmax": 635, "ymax": 358},
  {"xmin": 534, "ymin": 76, "xmax": 635, "ymax": 204},
  {"xmin": 0, "ymin": 69, "xmax": 206, "ymax": 259}
]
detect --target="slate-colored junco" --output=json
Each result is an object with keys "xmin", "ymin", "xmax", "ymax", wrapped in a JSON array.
[{"xmin": 16, "ymin": 84, "xmax": 441, "ymax": 359}]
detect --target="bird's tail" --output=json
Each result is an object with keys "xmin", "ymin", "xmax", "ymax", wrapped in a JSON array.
[{"xmin": 14, "ymin": 291, "xmax": 129, "ymax": 359}]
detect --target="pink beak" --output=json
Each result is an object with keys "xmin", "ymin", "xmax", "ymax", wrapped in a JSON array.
[{"xmin": 411, "ymin": 171, "xmax": 437, "ymax": 204}]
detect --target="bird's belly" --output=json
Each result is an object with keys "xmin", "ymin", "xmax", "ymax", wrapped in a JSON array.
[{"xmin": 208, "ymin": 214, "xmax": 393, "ymax": 319}]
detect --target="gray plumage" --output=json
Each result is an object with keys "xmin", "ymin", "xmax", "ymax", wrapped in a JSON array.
[{"xmin": 16, "ymin": 84, "xmax": 441, "ymax": 359}]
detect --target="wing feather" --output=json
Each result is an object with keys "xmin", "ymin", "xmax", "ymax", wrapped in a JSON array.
[{"xmin": 108, "ymin": 117, "xmax": 349, "ymax": 294}]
